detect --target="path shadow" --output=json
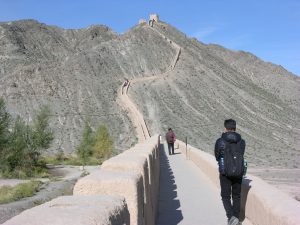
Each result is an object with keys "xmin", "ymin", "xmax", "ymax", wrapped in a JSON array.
[
  {"xmin": 172, "ymin": 152, "xmax": 181, "ymax": 155},
  {"xmin": 240, "ymin": 177, "xmax": 252, "ymax": 221},
  {"xmin": 156, "ymin": 144, "xmax": 183, "ymax": 225}
]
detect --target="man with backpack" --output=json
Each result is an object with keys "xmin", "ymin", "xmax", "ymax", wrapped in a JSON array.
[
  {"xmin": 165, "ymin": 128, "xmax": 176, "ymax": 155},
  {"xmin": 214, "ymin": 119, "xmax": 246, "ymax": 225}
]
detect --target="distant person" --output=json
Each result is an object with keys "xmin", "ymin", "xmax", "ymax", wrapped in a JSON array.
[
  {"xmin": 165, "ymin": 128, "xmax": 176, "ymax": 155},
  {"xmin": 122, "ymin": 78, "xmax": 129, "ymax": 94},
  {"xmin": 149, "ymin": 19, "xmax": 154, "ymax": 27},
  {"xmin": 214, "ymin": 119, "xmax": 246, "ymax": 225}
]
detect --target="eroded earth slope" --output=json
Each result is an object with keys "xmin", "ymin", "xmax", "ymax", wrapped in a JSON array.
[{"xmin": 0, "ymin": 20, "xmax": 299, "ymax": 169}]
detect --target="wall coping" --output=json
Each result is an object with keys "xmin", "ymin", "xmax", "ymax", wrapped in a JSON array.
[{"xmin": 176, "ymin": 139, "xmax": 300, "ymax": 225}]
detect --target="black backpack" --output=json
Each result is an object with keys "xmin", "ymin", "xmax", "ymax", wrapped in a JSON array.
[{"xmin": 224, "ymin": 140, "xmax": 244, "ymax": 178}]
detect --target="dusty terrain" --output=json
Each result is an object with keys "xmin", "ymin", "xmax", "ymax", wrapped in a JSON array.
[{"xmin": 0, "ymin": 18, "xmax": 299, "ymax": 208}]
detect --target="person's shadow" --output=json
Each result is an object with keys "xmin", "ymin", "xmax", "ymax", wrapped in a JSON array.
[
  {"xmin": 240, "ymin": 177, "xmax": 252, "ymax": 221},
  {"xmin": 156, "ymin": 144, "xmax": 183, "ymax": 225}
]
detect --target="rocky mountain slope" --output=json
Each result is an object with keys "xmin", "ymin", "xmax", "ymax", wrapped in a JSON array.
[{"xmin": 0, "ymin": 19, "xmax": 299, "ymax": 168}]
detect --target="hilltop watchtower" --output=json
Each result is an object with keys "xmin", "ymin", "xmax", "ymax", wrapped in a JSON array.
[
  {"xmin": 139, "ymin": 19, "xmax": 146, "ymax": 24},
  {"xmin": 150, "ymin": 14, "xmax": 159, "ymax": 22},
  {"xmin": 149, "ymin": 14, "xmax": 159, "ymax": 27}
]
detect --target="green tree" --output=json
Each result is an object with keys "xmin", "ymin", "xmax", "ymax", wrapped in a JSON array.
[
  {"xmin": 32, "ymin": 106, "xmax": 53, "ymax": 148},
  {"xmin": 6, "ymin": 116, "xmax": 31, "ymax": 172},
  {"xmin": 0, "ymin": 102, "xmax": 54, "ymax": 177},
  {"xmin": 30, "ymin": 105, "xmax": 54, "ymax": 165},
  {"xmin": 0, "ymin": 98, "xmax": 10, "ymax": 157},
  {"xmin": 76, "ymin": 121, "xmax": 94, "ymax": 168},
  {"xmin": 93, "ymin": 125, "xmax": 113, "ymax": 161}
]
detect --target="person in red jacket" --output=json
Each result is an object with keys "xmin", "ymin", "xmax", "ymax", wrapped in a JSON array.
[
  {"xmin": 122, "ymin": 78, "xmax": 129, "ymax": 94},
  {"xmin": 165, "ymin": 128, "xmax": 176, "ymax": 155}
]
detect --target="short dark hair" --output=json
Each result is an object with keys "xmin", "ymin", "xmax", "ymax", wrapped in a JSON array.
[
  {"xmin": 224, "ymin": 119, "xmax": 236, "ymax": 130},
  {"xmin": 168, "ymin": 128, "xmax": 172, "ymax": 131}
]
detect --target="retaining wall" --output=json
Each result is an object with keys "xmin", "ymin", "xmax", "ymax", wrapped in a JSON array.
[
  {"xmin": 177, "ymin": 140, "xmax": 300, "ymax": 225},
  {"xmin": 2, "ymin": 135, "xmax": 160, "ymax": 225}
]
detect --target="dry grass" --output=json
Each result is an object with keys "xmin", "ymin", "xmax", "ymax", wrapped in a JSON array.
[{"xmin": 0, "ymin": 180, "xmax": 42, "ymax": 204}]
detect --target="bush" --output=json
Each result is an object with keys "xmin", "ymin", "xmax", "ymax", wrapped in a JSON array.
[
  {"xmin": 0, "ymin": 100, "xmax": 53, "ymax": 178},
  {"xmin": 0, "ymin": 180, "xmax": 42, "ymax": 204},
  {"xmin": 93, "ymin": 125, "xmax": 113, "ymax": 161},
  {"xmin": 5, "ymin": 116, "xmax": 36, "ymax": 172},
  {"xmin": 30, "ymin": 105, "xmax": 54, "ymax": 165},
  {"xmin": 55, "ymin": 151, "xmax": 66, "ymax": 161},
  {"xmin": 76, "ymin": 123, "xmax": 114, "ymax": 166},
  {"xmin": 31, "ymin": 106, "xmax": 53, "ymax": 149},
  {"xmin": 76, "ymin": 121, "xmax": 95, "ymax": 167},
  {"xmin": 0, "ymin": 98, "xmax": 11, "ymax": 171},
  {"xmin": 0, "ymin": 164, "xmax": 49, "ymax": 179}
]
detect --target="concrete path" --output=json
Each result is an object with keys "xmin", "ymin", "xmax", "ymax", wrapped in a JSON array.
[{"xmin": 156, "ymin": 143, "xmax": 227, "ymax": 225}]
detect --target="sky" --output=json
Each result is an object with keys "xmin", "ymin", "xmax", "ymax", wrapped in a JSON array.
[{"xmin": 1, "ymin": 0, "xmax": 299, "ymax": 76}]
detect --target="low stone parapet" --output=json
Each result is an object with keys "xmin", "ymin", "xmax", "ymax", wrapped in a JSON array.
[
  {"xmin": 2, "ymin": 195, "xmax": 129, "ymax": 225},
  {"xmin": 73, "ymin": 170, "xmax": 144, "ymax": 225},
  {"xmin": 2, "ymin": 135, "xmax": 160, "ymax": 225},
  {"xmin": 177, "ymin": 139, "xmax": 300, "ymax": 225},
  {"xmin": 100, "ymin": 134, "xmax": 160, "ymax": 225}
]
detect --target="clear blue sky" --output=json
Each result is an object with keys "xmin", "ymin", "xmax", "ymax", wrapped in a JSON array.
[{"xmin": 1, "ymin": 0, "xmax": 299, "ymax": 76}]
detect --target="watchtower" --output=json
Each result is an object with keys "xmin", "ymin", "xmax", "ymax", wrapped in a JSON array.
[
  {"xmin": 149, "ymin": 14, "xmax": 159, "ymax": 22},
  {"xmin": 139, "ymin": 19, "xmax": 146, "ymax": 24},
  {"xmin": 149, "ymin": 14, "xmax": 159, "ymax": 27}
]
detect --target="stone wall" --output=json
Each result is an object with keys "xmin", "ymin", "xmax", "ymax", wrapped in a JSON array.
[
  {"xmin": 139, "ymin": 19, "xmax": 146, "ymax": 24},
  {"xmin": 177, "ymin": 140, "xmax": 300, "ymax": 225},
  {"xmin": 2, "ymin": 135, "xmax": 161, "ymax": 225}
]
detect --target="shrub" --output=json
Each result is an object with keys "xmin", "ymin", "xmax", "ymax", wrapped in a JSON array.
[
  {"xmin": 76, "ymin": 121, "xmax": 95, "ymax": 167},
  {"xmin": 76, "ymin": 122, "xmax": 113, "ymax": 166},
  {"xmin": 93, "ymin": 125, "xmax": 113, "ymax": 161},
  {"xmin": 0, "ymin": 98, "xmax": 11, "ymax": 171},
  {"xmin": 30, "ymin": 105, "xmax": 54, "ymax": 165},
  {"xmin": 6, "ymin": 116, "xmax": 32, "ymax": 171},
  {"xmin": 0, "ymin": 180, "xmax": 42, "ymax": 204},
  {"xmin": 55, "ymin": 151, "xmax": 65, "ymax": 161},
  {"xmin": 0, "ymin": 101, "xmax": 53, "ymax": 178}
]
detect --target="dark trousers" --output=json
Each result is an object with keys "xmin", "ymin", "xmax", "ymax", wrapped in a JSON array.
[
  {"xmin": 219, "ymin": 174, "xmax": 242, "ymax": 220},
  {"xmin": 167, "ymin": 142, "xmax": 174, "ymax": 155}
]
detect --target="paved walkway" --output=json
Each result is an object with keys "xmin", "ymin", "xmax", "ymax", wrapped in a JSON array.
[{"xmin": 156, "ymin": 143, "xmax": 227, "ymax": 225}]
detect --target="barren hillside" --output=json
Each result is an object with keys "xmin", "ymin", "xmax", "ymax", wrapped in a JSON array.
[{"xmin": 0, "ymin": 19, "xmax": 299, "ymax": 168}]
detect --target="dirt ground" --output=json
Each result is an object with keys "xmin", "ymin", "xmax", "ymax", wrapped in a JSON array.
[
  {"xmin": 0, "ymin": 165, "xmax": 98, "ymax": 224},
  {"xmin": 0, "ymin": 179, "xmax": 29, "ymax": 188},
  {"xmin": 248, "ymin": 168, "xmax": 300, "ymax": 201}
]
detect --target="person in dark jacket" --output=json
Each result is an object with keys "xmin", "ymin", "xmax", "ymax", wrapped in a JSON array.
[
  {"xmin": 214, "ymin": 119, "xmax": 245, "ymax": 225},
  {"xmin": 165, "ymin": 128, "xmax": 176, "ymax": 155}
]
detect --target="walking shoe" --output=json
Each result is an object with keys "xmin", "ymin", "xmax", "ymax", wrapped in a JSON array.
[{"xmin": 228, "ymin": 216, "xmax": 239, "ymax": 225}]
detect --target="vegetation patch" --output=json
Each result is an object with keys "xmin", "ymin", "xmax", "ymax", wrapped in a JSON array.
[
  {"xmin": 0, "ymin": 167, "xmax": 49, "ymax": 179},
  {"xmin": 0, "ymin": 98, "xmax": 114, "ymax": 178},
  {"xmin": 0, "ymin": 180, "xmax": 42, "ymax": 204},
  {"xmin": 0, "ymin": 98, "xmax": 54, "ymax": 178},
  {"xmin": 42, "ymin": 155, "xmax": 100, "ymax": 166},
  {"xmin": 75, "ymin": 121, "xmax": 114, "ymax": 169},
  {"xmin": 42, "ymin": 121, "xmax": 114, "ymax": 167}
]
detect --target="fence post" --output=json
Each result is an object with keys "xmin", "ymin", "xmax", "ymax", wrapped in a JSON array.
[{"xmin": 185, "ymin": 137, "xmax": 188, "ymax": 160}]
